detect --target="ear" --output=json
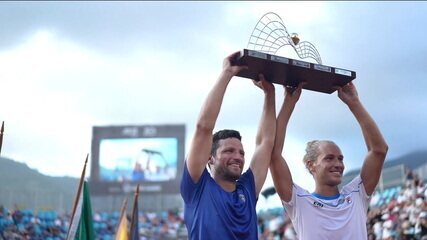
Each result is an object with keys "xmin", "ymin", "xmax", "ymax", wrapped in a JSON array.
[
  {"xmin": 208, "ymin": 156, "xmax": 214, "ymax": 165},
  {"xmin": 307, "ymin": 160, "xmax": 315, "ymax": 173}
]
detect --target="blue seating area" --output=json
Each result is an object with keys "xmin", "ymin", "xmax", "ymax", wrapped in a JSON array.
[
  {"xmin": 0, "ymin": 206, "xmax": 188, "ymax": 239},
  {"xmin": 371, "ymin": 186, "xmax": 402, "ymax": 208}
]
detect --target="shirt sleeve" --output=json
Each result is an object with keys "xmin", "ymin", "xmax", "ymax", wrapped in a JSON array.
[
  {"xmin": 180, "ymin": 160, "xmax": 209, "ymax": 204},
  {"xmin": 342, "ymin": 175, "xmax": 371, "ymax": 212},
  {"xmin": 237, "ymin": 168, "xmax": 256, "ymax": 200},
  {"xmin": 281, "ymin": 183, "xmax": 308, "ymax": 220}
]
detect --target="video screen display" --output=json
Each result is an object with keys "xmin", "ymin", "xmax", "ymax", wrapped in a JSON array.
[
  {"xmin": 99, "ymin": 138, "xmax": 178, "ymax": 182},
  {"xmin": 90, "ymin": 125, "xmax": 185, "ymax": 195}
]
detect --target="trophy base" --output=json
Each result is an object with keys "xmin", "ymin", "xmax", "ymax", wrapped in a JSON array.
[{"xmin": 235, "ymin": 49, "xmax": 356, "ymax": 94}]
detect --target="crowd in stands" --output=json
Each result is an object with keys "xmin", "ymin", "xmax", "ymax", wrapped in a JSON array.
[
  {"xmin": 1, "ymin": 171, "xmax": 426, "ymax": 240},
  {"xmin": 365, "ymin": 172, "xmax": 427, "ymax": 240},
  {"xmin": 0, "ymin": 207, "xmax": 188, "ymax": 240}
]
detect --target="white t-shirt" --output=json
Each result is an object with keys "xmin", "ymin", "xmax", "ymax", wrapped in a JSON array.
[{"xmin": 282, "ymin": 176, "xmax": 370, "ymax": 240}]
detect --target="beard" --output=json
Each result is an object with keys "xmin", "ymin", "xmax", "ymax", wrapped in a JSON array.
[{"xmin": 215, "ymin": 165, "xmax": 242, "ymax": 182}]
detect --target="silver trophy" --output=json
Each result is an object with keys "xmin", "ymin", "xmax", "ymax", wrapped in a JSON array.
[{"xmin": 236, "ymin": 12, "xmax": 355, "ymax": 94}]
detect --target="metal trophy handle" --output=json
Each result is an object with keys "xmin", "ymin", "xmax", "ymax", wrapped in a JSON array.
[{"xmin": 247, "ymin": 12, "xmax": 322, "ymax": 64}]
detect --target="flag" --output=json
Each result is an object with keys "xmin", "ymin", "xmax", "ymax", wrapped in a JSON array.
[
  {"xmin": 67, "ymin": 155, "xmax": 95, "ymax": 240},
  {"xmin": 76, "ymin": 181, "xmax": 95, "ymax": 239},
  {"xmin": 115, "ymin": 198, "xmax": 129, "ymax": 240},
  {"xmin": 129, "ymin": 184, "xmax": 140, "ymax": 240}
]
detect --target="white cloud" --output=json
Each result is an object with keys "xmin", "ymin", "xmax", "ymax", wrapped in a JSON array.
[{"xmin": 1, "ymin": 2, "xmax": 426, "ymax": 193}]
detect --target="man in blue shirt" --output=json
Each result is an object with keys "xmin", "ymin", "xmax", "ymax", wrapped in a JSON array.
[{"xmin": 180, "ymin": 51, "xmax": 276, "ymax": 239}]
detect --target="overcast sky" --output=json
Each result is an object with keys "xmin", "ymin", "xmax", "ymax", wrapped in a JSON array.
[{"xmin": 1, "ymin": 2, "xmax": 426, "ymax": 208}]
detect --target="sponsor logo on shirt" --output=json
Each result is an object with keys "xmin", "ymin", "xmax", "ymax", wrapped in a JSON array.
[
  {"xmin": 313, "ymin": 201, "xmax": 324, "ymax": 208},
  {"xmin": 239, "ymin": 193, "xmax": 246, "ymax": 203}
]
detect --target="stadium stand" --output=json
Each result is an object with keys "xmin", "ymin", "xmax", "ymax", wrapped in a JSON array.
[{"xmin": 1, "ymin": 154, "xmax": 426, "ymax": 239}]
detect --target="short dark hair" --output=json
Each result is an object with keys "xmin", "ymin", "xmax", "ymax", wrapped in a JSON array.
[{"xmin": 211, "ymin": 129, "xmax": 242, "ymax": 156}]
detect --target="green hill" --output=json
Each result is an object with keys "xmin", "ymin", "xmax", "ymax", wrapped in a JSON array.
[{"xmin": 0, "ymin": 157, "xmax": 78, "ymax": 212}]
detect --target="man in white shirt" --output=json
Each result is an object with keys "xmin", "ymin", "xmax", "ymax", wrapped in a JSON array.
[{"xmin": 270, "ymin": 82, "xmax": 388, "ymax": 240}]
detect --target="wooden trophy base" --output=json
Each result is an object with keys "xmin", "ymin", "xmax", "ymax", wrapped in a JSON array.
[{"xmin": 235, "ymin": 49, "xmax": 356, "ymax": 94}]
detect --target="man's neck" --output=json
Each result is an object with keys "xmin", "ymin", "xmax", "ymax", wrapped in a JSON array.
[
  {"xmin": 314, "ymin": 184, "xmax": 339, "ymax": 197},
  {"xmin": 214, "ymin": 177, "xmax": 236, "ymax": 192}
]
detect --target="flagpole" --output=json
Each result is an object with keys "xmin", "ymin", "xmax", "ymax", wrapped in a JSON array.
[
  {"xmin": 67, "ymin": 154, "xmax": 89, "ymax": 239},
  {"xmin": 0, "ymin": 121, "xmax": 4, "ymax": 155}
]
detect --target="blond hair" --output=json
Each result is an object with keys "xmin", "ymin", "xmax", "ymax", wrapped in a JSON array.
[{"xmin": 303, "ymin": 140, "xmax": 336, "ymax": 173}]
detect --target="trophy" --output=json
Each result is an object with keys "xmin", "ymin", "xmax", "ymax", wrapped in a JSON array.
[{"xmin": 235, "ymin": 12, "xmax": 356, "ymax": 94}]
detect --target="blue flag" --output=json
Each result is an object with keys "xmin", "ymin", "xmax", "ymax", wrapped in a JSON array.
[{"xmin": 129, "ymin": 185, "xmax": 139, "ymax": 240}]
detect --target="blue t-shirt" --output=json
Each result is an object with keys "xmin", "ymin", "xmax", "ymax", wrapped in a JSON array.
[{"xmin": 180, "ymin": 163, "xmax": 258, "ymax": 240}]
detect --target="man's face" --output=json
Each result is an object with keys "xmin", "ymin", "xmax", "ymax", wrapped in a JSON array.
[
  {"xmin": 309, "ymin": 142, "xmax": 345, "ymax": 186},
  {"xmin": 211, "ymin": 137, "xmax": 245, "ymax": 181}
]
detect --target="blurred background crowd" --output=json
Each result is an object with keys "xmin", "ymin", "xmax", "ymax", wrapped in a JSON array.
[{"xmin": 1, "ymin": 170, "xmax": 426, "ymax": 240}]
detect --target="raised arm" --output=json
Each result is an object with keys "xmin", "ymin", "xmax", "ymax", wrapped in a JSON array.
[
  {"xmin": 337, "ymin": 82, "xmax": 388, "ymax": 195},
  {"xmin": 270, "ymin": 84, "xmax": 303, "ymax": 202},
  {"xmin": 186, "ymin": 52, "xmax": 247, "ymax": 182},
  {"xmin": 249, "ymin": 74, "xmax": 276, "ymax": 197}
]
